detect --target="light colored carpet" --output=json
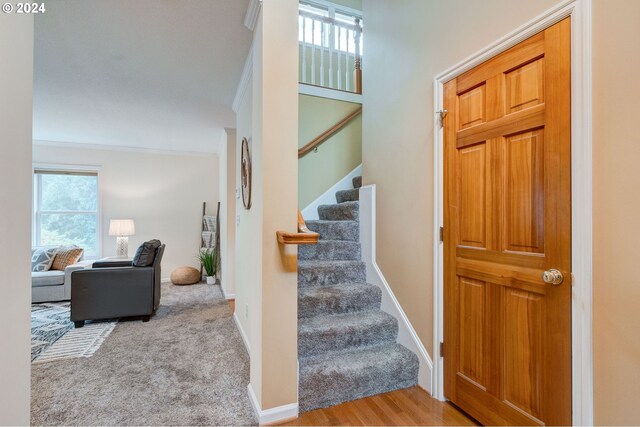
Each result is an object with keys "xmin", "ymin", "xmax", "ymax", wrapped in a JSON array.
[{"xmin": 31, "ymin": 282, "xmax": 256, "ymax": 426}]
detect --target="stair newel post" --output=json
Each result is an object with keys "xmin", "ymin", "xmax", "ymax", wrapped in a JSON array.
[{"xmin": 354, "ymin": 17, "xmax": 362, "ymax": 94}]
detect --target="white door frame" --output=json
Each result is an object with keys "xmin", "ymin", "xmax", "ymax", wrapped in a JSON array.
[{"xmin": 431, "ymin": 0, "xmax": 593, "ymax": 425}]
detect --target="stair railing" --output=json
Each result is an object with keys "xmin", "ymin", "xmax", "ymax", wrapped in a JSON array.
[
  {"xmin": 276, "ymin": 210, "xmax": 319, "ymax": 245},
  {"xmin": 299, "ymin": 9, "xmax": 362, "ymax": 94},
  {"xmin": 298, "ymin": 106, "xmax": 362, "ymax": 158}
]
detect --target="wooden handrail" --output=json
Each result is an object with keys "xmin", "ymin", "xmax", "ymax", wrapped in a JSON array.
[
  {"xmin": 298, "ymin": 106, "xmax": 362, "ymax": 158},
  {"xmin": 276, "ymin": 210, "xmax": 319, "ymax": 245}
]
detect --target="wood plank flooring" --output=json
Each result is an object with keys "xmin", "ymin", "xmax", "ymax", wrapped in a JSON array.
[
  {"xmin": 228, "ymin": 299, "xmax": 235, "ymax": 313},
  {"xmin": 280, "ymin": 386, "xmax": 479, "ymax": 426}
]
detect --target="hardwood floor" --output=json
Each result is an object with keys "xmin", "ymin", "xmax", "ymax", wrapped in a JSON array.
[
  {"xmin": 228, "ymin": 299, "xmax": 235, "ymax": 313},
  {"xmin": 280, "ymin": 386, "xmax": 479, "ymax": 426}
]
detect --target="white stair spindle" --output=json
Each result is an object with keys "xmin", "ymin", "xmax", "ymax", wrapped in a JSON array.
[
  {"xmin": 345, "ymin": 29, "xmax": 351, "ymax": 92},
  {"xmin": 301, "ymin": 17, "xmax": 307, "ymax": 83},
  {"xmin": 311, "ymin": 19, "xmax": 316, "ymax": 85},
  {"xmin": 329, "ymin": 21, "xmax": 334, "ymax": 89},
  {"xmin": 337, "ymin": 26, "xmax": 342, "ymax": 90},
  {"xmin": 320, "ymin": 22, "xmax": 325, "ymax": 87}
]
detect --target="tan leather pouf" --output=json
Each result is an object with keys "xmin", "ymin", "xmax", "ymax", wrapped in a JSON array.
[{"xmin": 170, "ymin": 266, "xmax": 201, "ymax": 285}]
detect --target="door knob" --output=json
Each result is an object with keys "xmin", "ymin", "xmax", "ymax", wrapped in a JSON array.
[{"xmin": 542, "ymin": 269, "xmax": 564, "ymax": 285}]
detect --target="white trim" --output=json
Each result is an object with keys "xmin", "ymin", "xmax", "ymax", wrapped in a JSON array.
[
  {"xmin": 221, "ymin": 287, "xmax": 236, "ymax": 300},
  {"xmin": 247, "ymin": 383, "xmax": 299, "ymax": 425},
  {"xmin": 301, "ymin": 164, "xmax": 362, "ymax": 220},
  {"xmin": 359, "ymin": 184, "xmax": 433, "ymax": 392},
  {"xmin": 431, "ymin": 1, "xmax": 593, "ymax": 425},
  {"xmin": 233, "ymin": 44, "xmax": 254, "ymax": 113},
  {"xmin": 233, "ymin": 312, "xmax": 251, "ymax": 354},
  {"xmin": 301, "ymin": 0, "xmax": 362, "ymax": 18},
  {"xmin": 244, "ymin": 0, "xmax": 262, "ymax": 32},
  {"xmin": 298, "ymin": 83, "xmax": 362, "ymax": 104},
  {"xmin": 33, "ymin": 139, "xmax": 217, "ymax": 157}
]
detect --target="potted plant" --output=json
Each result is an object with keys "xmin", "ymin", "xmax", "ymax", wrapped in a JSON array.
[{"xmin": 198, "ymin": 249, "xmax": 217, "ymax": 284}]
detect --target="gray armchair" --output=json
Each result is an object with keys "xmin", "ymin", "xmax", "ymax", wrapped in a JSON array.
[{"xmin": 71, "ymin": 244, "xmax": 165, "ymax": 328}]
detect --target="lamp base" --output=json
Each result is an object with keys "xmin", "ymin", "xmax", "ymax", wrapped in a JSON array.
[{"xmin": 115, "ymin": 236, "xmax": 129, "ymax": 258}]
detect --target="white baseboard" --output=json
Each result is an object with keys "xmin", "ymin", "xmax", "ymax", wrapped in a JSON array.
[
  {"xmin": 233, "ymin": 312, "xmax": 251, "ymax": 354},
  {"xmin": 301, "ymin": 164, "xmax": 362, "ymax": 220},
  {"xmin": 220, "ymin": 284, "xmax": 236, "ymax": 300},
  {"xmin": 359, "ymin": 184, "xmax": 434, "ymax": 392},
  {"xmin": 247, "ymin": 383, "xmax": 299, "ymax": 425}
]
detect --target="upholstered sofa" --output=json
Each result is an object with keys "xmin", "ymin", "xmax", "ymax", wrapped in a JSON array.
[{"xmin": 32, "ymin": 247, "xmax": 92, "ymax": 303}]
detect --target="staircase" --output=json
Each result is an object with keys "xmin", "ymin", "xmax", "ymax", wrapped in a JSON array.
[{"xmin": 298, "ymin": 176, "xmax": 419, "ymax": 412}]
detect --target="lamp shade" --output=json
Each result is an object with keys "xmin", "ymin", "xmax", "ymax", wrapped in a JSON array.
[{"xmin": 109, "ymin": 219, "xmax": 135, "ymax": 236}]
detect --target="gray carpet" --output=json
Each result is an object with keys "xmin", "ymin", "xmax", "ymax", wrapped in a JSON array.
[
  {"xmin": 299, "ymin": 176, "xmax": 419, "ymax": 412},
  {"xmin": 31, "ymin": 282, "xmax": 257, "ymax": 426}
]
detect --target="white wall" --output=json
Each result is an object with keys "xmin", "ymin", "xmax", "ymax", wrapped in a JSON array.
[
  {"xmin": 0, "ymin": 13, "xmax": 33, "ymax": 426},
  {"xmin": 33, "ymin": 142, "xmax": 219, "ymax": 277},
  {"xmin": 219, "ymin": 128, "xmax": 237, "ymax": 298}
]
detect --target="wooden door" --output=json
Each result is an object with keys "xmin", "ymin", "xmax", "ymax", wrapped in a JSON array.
[{"xmin": 443, "ymin": 19, "xmax": 571, "ymax": 426}]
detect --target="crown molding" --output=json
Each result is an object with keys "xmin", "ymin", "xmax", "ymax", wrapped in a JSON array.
[
  {"xmin": 232, "ymin": 42, "xmax": 254, "ymax": 113},
  {"xmin": 244, "ymin": 0, "xmax": 262, "ymax": 31},
  {"xmin": 33, "ymin": 139, "xmax": 218, "ymax": 157}
]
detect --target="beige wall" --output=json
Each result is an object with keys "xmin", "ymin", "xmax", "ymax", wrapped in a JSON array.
[
  {"xmin": 364, "ymin": 0, "xmax": 640, "ymax": 424},
  {"xmin": 235, "ymin": 0, "xmax": 299, "ymax": 412},
  {"xmin": 220, "ymin": 128, "xmax": 237, "ymax": 298},
  {"xmin": 362, "ymin": 0, "xmax": 559, "ymax": 357},
  {"xmin": 0, "ymin": 13, "xmax": 33, "ymax": 426},
  {"xmin": 592, "ymin": 1, "xmax": 640, "ymax": 424},
  {"xmin": 33, "ymin": 143, "xmax": 219, "ymax": 277},
  {"xmin": 299, "ymin": 94, "xmax": 361, "ymax": 208}
]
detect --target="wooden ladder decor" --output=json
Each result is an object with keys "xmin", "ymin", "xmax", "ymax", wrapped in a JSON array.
[{"xmin": 276, "ymin": 210, "xmax": 319, "ymax": 245}]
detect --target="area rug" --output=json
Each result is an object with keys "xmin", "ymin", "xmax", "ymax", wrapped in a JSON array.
[
  {"xmin": 31, "ymin": 302, "xmax": 73, "ymax": 361},
  {"xmin": 31, "ymin": 282, "xmax": 256, "ymax": 426},
  {"xmin": 31, "ymin": 302, "xmax": 116, "ymax": 363}
]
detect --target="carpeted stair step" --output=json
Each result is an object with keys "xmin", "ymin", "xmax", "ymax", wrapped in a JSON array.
[
  {"xmin": 352, "ymin": 176, "xmax": 362, "ymax": 189},
  {"xmin": 298, "ymin": 240, "xmax": 361, "ymax": 261},
  {"xmin": 318, "ymin": 201, "xmax": 359, "ymax": 221},
  {"xmin": 299, "ymin": 343, "xmax": 419, "ymax": 412},
  {"xmin": 335, "ymin": 188, "xmax": 359, "ymax": 203},
  {"xmin": 298, "ymin": 310, "xmax": 398, "ymax": 358},
  {"xmin": 298, "ymin": 260, "xmax": 366, "ymax": 287},
  {"xmin": 298, "ymin": 283, "xmax": 382, "ymax": 318},
  {"xmin": 306, "ymin": 220, "xmax": 359, "ymax": 242}
]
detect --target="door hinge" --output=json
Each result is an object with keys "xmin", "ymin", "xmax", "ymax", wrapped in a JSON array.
[
  {"xmin": 436, "ymin": 109, "xmax": 448, "ymax": 128},
  {"xmin": 440, "ymin": 341, "xmax": 444, "ymax": 358},
  {"xmin": 439, "ymin": 226, "xmax": 444, "ymax": 243}
]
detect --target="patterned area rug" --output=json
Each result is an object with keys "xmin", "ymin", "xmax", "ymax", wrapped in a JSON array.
[
  {"xmin": 31, "ymin": 302, "xmax": 74, "ymax": 361},
  {"xmin": 31, "ymin": 302, "xmax": 116, "ymax": 363}
]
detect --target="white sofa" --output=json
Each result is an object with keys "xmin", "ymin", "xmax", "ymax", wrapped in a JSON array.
[{"xmin": 31, "ymin": 247, "xmax": 93, "ymax": 303}]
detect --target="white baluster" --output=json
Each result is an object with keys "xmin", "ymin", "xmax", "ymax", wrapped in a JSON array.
[
  {"xmin": 329, "ymin": 21, "xmax": 334, "ymax": 89},
  {"xmin": 311, "ymin": 19, "xmax": 316, "ymax": 85},
  {"xmin": 337, "ymin": 26, "xmax": 342, "ymax": 90},
  {"xmin": 320, "ymin": 22, "xmax": 325, "ymax": 87},
  {"xmin": 345, "ymin": 29, "xmax": 351, "ymax": 92},
  {"xmin": 301, "ymin": 17, "xmax": 307, "ymax": 83}
]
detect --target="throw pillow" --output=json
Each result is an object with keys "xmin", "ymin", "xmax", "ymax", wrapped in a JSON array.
[
  {"xmin": 31, "ymin": 247, "xmax": 58, "ymax": 272},
  {"xmin": 51, "ymin": 246, "xmax": 84, "ymax": 270},
  {"xmin": 132, "ymin": 239, "xmax": 161, "ymax": 267}
]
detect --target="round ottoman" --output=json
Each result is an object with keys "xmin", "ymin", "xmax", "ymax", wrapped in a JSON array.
[{"xmin": 170, "ymin": 266, "xmax": 201, "ymax": 285}]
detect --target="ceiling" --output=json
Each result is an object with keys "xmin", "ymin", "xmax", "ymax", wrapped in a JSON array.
[{"xmin": 33, "ymin": 0, "xmax": 252, "ymax": 154}]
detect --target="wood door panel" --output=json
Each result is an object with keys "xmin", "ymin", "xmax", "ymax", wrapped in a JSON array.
[
  {"xmin": 458, "ymin": 144, "xmax": 487, "ymax": 248},
  {"xmin": 503, "ymin": 288, "xmax": 543, "ymax": 419},
  {"xmin": 504, "ymin": 129, "xmax": 545, "ymax": 254},
  {"xmin": 458, "ymin": 277, "xmax": 487, "ymax": 387},
  {"xmin": 444, "ymin": 18, "xmax": 571, "ymax": 426},
  {"xmin": 458, "ymin": 85, "xmax": 486, "ymax": 130},
  {"xmin": 506, "ymin": 58, "xmax": 545, "ymax": 113}
]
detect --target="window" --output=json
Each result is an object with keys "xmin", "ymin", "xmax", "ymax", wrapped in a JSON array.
[
  {"xmin": 33, "ymin": 169, "xmax": 100, "ymax": 258},
  {"xmin": 298, "ymin": 1, "xmax": 363, "ymax": 55}
]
